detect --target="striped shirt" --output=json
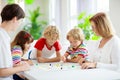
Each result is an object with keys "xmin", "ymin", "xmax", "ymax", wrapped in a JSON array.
[
  {"xmin": 66, "ymin": 43, "xmax": 88, "ymax": 59},
  {"xmin": 11, "ymin": 45, "xmax": 23, "ymax": 65}
]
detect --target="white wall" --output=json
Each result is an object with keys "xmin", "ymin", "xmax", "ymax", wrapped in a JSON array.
[
  {"xmin": 0, "ymin": 0, "xmax": 7, "ymax": 23},
  {"xmin": 109, "ymin": 0, "xmax": 120, "ymax": 37}
]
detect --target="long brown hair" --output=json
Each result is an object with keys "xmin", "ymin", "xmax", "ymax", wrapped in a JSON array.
[
  {"xmin": 11, "ymin": 30, "xmax": 33, "ymax": 51},
  {"xmin": 89, "ymin": 12, "xmax": 115, "ymax": 38}
]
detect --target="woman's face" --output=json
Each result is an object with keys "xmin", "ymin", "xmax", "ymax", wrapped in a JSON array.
[
  {"xmin": 90, "ymin": 21, "xmax": 100, "ymax": 36},
  {"xmin": 68, "ymin": 37, "xmax": 81, "ymax": 49}
]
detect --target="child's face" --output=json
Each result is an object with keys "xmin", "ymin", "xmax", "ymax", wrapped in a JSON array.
[
  {"xmin": 46, "ymin": 38, "xmax": 57, "ymax": 46},
  {"xmin": 46, "ymin": 34, "xmax": 58, "ymax": 46},
  {"xmin": 68, "ymin": 37, "xmax": 81, "ymax": 49},
  {"xmin": 24, "ymin": 42, "xmax": 31, "ymax": 52}
]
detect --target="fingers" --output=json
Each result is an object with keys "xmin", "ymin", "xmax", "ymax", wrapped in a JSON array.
[
  {"xmin": 27, "ymin": 60, "xmax": 33, "ymax": 65},
  {"xmin": 78, "ymin": 58, "xmax": 85, "ymax": 65},
  {"xmin": 19, "ymin": 61, "xmax": 30, "ymax": 71},
  {"xmin": 81, "ymin": 63, "xmax": 88, "ymax": 69},
  {"xmin": 61, "ymin": 56, "xmax": 66, "ymax": 62},
  {"xmin": 81, "ymin": 62, "xmax": 95, "ymax": 69},
  {"xmin": 37, "ymin": 57, "xmax": 47, "ymax": 63},
  {"xmin": 37, "ymin": 57, "xmax": 42, "ymax": 63}
]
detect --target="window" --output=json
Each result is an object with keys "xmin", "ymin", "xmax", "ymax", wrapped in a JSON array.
[
  {"xmin": 48, "ymin": 0, "xmax": 109, "ymax": 43},
  {"xmin": 49, "ymin": 0, "xmax": 56, "ymax": 25},
  {"xmin": 69, "ymin": 0, "xmax": 78, "ymax": 28},
  {"xmin": 49, "ymin": 0, "xmax": 61, "ymax": 27},
  {"xmin": 97, "ymin": 0, "xmax": 109, "ymax": 12}
]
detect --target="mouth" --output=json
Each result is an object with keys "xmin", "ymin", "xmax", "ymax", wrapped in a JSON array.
[{"xmin": 72, "ymin": 46, "xmax": 76, "ymax": 48}]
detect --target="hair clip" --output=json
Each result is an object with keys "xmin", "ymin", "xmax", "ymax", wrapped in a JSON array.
[{"xmin": 24, "ymin": 33, "xmax": 30, "ymax": 38}]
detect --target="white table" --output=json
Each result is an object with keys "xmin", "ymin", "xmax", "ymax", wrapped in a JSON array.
[{"xmin": 23, "ymin": 60, "xmax": 120, "ymax": 80}]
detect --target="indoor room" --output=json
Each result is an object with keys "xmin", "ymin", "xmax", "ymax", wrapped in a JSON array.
[{"xmin": 0, "ymin": 0, "xmax": 120, "ymax": 80}]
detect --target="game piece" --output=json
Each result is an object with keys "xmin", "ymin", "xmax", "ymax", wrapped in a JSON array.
[
  {"xmin": 55, "ymin": 63, "xmax": 59, "ymax": 67},
  {"xmin": 72, "ymin": 65, "xmax": 75, "ymax": 68},
  {"xmin": 60, "ymin": 67, "xmax": 63, "ymax": 70},
  {"xmin": 36, "ymin": 63, "xmax": 38, "ymax": 66},
  {"xmin": 49, "ymin": 63, "xmax": 52, "ymax": 66},
  {"xmin": 49, "ymin": 63, "xmax": 52, "ymax": 69}
]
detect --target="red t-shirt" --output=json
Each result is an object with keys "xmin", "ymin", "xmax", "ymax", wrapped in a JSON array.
[{"xmin": 34, "ymin": 38, "xmax": 61, "ymax": 51}]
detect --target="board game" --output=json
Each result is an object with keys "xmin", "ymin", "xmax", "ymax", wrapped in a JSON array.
[{"xmin": 33, "ymin": 61, "xmax": 81, "ymax": 71}]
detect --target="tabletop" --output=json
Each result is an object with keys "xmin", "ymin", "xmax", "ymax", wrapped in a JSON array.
[{"xmin": 23, "ymin": 60, "xmax": 120, "ymax": 80}]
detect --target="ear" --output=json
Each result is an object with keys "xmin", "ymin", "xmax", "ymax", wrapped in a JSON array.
[{"xmin": 12, "ymin": 17, "xmax": 17, "ymax": 22}]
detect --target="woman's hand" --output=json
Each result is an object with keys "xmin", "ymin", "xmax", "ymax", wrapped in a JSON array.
[{"xmin": 81, "ymin": 62, "xmax": 97, "ymax": 69}]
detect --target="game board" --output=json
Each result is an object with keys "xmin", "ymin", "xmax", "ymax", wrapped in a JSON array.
[
  {"xmin": 33, "ymin": 62, "xmax": 81, "ymax": 71},
  {"xmin": 24, "ymin": 61, "xmax": 120, "ymax": 80}
]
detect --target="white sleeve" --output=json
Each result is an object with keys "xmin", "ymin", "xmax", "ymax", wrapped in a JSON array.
[
  {"xmin": 96, "ymin": 37, "xmax": 120, "ymax": 71},
  {"xmin": 0, "ymin": 39, "xmax": 12, "ymax": 68}
]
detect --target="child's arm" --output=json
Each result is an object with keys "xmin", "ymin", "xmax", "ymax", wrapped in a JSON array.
[
  {"xmin": 78, "ymin": 57, "xmax": 90, "ymax": 65},
  {"xmin": 36, "ymin": 50, "xmax": 43, "ymax": 63},
  {"xmin": 24, "ymin": 60, "xmax": 33, "ymax": 66},
  {"xmin": 37, "ymin": 51, "xmax": 61, "ymax": 63},
  {"xmin": 41, "ymin": 51, "xmax": 61, "ymax": 62},
  {"xmin": 67, "ymin": 55, "xmax": 83, "ymax": 63},
  {"xmin": 36, "ymin": 50, "xmax": 52, "ymax": 63},
  {"xmin": 49, "ymin": 51, "xmax": 61, "ymax": 62},
  {"xmin": 61, "ymin": 52, "xmax": 69, "ymax": 62},
  {"xmin": 36, "ymin": 50, "xmax": 51, "ymax": 63},
  {"xmin": 46, "ymin": 51, "xmax": 61, "ymax": 62}
]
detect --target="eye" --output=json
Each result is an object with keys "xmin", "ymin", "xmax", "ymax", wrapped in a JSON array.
[{"xmin": 69, "ymin": 41, "xmax": 72, "ymax": 44}]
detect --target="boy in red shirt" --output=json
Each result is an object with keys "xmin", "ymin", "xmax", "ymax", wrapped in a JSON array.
[{"xmin": 34, "ymin": 25, "xmax": 61, "ymax": 63}]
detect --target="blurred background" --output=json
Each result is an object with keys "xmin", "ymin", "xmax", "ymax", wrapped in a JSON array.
[{"xmin": 0, "ymin": 0, "xmax": 120, "ymax": 46}]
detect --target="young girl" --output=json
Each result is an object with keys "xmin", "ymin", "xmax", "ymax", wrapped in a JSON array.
[
  {"xmin": 61, "ymin": 28, "xmax": 88, "ymax": 63},
  {"xmin": 11, "ymin": 30, "xmax": 34, "ymax": 80},
  {"xmin": 34, "ymin": 25, "xmax": 61, "ymax": 63}
]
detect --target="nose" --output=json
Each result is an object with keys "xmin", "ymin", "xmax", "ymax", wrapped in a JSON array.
[{"xmin": 71, "ymin": 43, "xmax": 75, "ymax": 47}]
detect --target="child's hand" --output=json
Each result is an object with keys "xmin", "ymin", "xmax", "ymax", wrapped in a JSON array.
[
  {"xmin": 26, "ymin": 60, "xmax": 33, "ymax": 65},
  {"xmin": 37, "ymin": 57, "xmax": 47, "ymax": 63},
  {"xmin": 78, "ymin": 58, "xmax": 86, "ymax": 65},
  {"xmin": 22, "ymin": 58, "xmax": 33, "ymax": 65},
  {"xmin": 18, "ymin": 61, "xmax": 30, "ymax": 71},
  {"xmin": 61, "ymin": 56, "xmax": 66, "ymax": 62}
]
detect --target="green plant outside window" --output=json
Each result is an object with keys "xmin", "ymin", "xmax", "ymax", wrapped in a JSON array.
[
  {"xmin": 77, "ymin": 12, "xmax": 100, "ymax": 40},
  {"xmin": 24, "ymin": 7, "xmax": 47, "ymax": 40}
]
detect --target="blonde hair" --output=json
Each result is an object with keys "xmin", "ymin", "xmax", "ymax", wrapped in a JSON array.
[
  {"xmin": 43, "ymin": 25, "xmax": 60, "ymax": 40},
  {"xmin": 89, "ymin": 12, "xmax": 115, "ymax": 38},
  {"xmin": 67, "ymin": 28, "xmax": 84, "ymax": 41}
]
